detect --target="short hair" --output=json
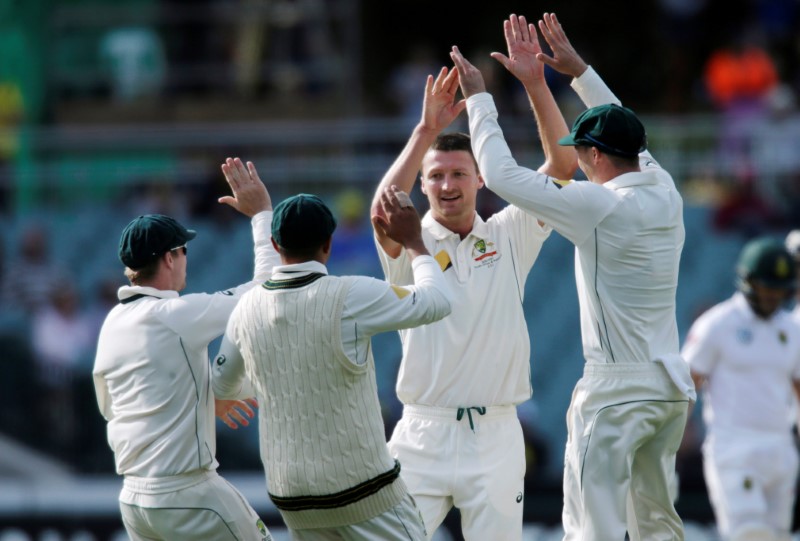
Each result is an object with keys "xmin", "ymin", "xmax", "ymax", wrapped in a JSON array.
[
  {"xmin": 604, "ymin": 151, "xmax": 639, "ymax": 169},
  {"xmin": 425, "ymin": 132, "xmax": 479, "ymax": 173},
  {"xmin": 124, "ymin": 259, "xmax": 160, "ymax": 285},
  {"xmin": 277, "ymin": 238, "xmax": 332, "ymax": 261}
]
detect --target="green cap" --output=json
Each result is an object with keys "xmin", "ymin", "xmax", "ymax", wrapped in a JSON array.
[
  {"xmin": 118, "ymin": 214, "xmax": 196, "ymax": 269},
  {"xmin": 736, "ymin": 237, "xmax": 796, "ymax": 290},
  {"xmin": 272, "ymin": 194, "xmax": 337, "ymax": 251},
  {"xmin": 558, "ymin": 104, "xmax": 646, "ymax": 158}
]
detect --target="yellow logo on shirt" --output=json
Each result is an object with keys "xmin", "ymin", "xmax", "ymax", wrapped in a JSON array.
[
  {"xmin": 472, "ymin": 239, "xmax": 500, "ymax": 267},
  {"xmin": 391, "ymin": 285, "xmax": 411, "ymax": 299}
]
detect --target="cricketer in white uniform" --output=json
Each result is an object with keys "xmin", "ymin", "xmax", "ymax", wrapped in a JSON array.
[
  {"xmin": 93, "ymin": 158, "xmax": 277, "ymax": 541},
  {"xmin": 451, "ymin": 13, "xmax": 695, "ymax": 541},
  {"xmin": 213, "ymin": 190, "xmax": 452, "ymax": 541},
  {"xmin": 683, "ymin": 238, "xmax": 800, "ymax": 541},
  {"xmin": 370, "ymin": 24, "xmax": 578, "ymax": 540}
]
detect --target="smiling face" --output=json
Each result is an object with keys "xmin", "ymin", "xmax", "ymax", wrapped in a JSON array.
[{"xmin": 420, "ymin": 148, "xmax": 484, "ymax": 233}]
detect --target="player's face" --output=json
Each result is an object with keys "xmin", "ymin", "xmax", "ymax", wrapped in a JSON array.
[
  {"xmin": 171, "ymin": 245, "xmax": 188, "ymax": 292},
  {"xmin": 420, "ymin": 149, "xmax": 484, "ymax": 225},
  {"xmin": 749, "ymin": 281, "xmax": 788, "ymax": 318}
]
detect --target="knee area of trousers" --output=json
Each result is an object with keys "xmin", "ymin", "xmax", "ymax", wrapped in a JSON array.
[{"xmin": 730, "ymin": 523, "xmax": 776, "ymax": 541}]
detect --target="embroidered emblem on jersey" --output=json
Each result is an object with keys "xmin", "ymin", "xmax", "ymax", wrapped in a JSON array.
[
  {"xmin": 549, "ymin": 178, "xmax": 572, "ymax": 190},
  {"xmin": 743, "ymin": 477, "xmax": 753, "ymax": 490},
  {"xmin": 391, "ymin": 285, "xmax": 411, "ymax": 299},
  {"xmin": 215, "ymin": 354, "xmax": 226, "ymax": 366},
  {"xmin": 516, "ymin": 492, "xmax": 523, "ymax": 503},
  {"xmin": 471, "ymin": 239, "xmax": 500, "ymax": 268},
  {"xmin": 219, "ymin": 290, "xmax": 234, "ymax": 296},
  {"xmin": 779, "ymin": 330, "xmax": 787, "ymax": 344},
  {"xmin": 434, "ymin": 250, "xmax": 452, "ymax": 272},
  {"xmin": 736, "ymin": 328, "xmax": 753, "ymax": 345},
  {"xmin": 256, "ymin": 518, "xmax": 270, "ymax": 540}
]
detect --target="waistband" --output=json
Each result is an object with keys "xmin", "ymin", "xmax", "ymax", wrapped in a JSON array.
[
  {"xmin": 402, "ymin": 404, "xmax": 515, "ymax": 421},
  {"xmin": 583, "ymin": 362, "xmax": 670, "ymax": 379},
  {"xmin": 123, "ymin": 469, "xmax": 215, "ymax": 494}
]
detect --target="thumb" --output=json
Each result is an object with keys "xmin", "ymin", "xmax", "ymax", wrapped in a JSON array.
[
  {"xmin": 371, "ymin": 214, "xmax": 388, "ymax": 234},
  {"xmin": 218, "ymin": 195, "xmax": 237, "ymax": 208},
  {"xmin": 490, "ymin": 52, "xmax": 511, "ymax": 71},
  {"xmin": 536, "ymin": 52, "xmax": 558, "ymax": 69}
]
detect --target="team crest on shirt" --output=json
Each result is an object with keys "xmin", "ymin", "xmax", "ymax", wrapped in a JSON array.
[
  {"xmin": 736, "ymin": 328, "xmax": 753, "ymax": 345},
  {"xmin": 779, "ymin": 330, "xmax": 788, "ymax": 344},
  {"xmin": 256, "ymin": 518, "xmax": 271, "ymax": 540},
  {"xmin": 472, "ymin": 239, "xmax": 500, "ymax": 268},
  {"xmin": 743, "ymin": 477, "xmax": 753, "ymax": 490}
]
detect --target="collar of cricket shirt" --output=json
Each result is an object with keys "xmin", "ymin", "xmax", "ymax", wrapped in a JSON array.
[
  {"xmin": 603, "ymin": 169, "xmax": 660, "ymax": 191},
  {"xmin": 422, "ymin": 211, "xmax": 490, "ymax": 241}
]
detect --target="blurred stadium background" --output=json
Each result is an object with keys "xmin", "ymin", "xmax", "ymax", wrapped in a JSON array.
[{"xmin": 1, "ymin": 0, "xmax": 800, "ymax": 539}]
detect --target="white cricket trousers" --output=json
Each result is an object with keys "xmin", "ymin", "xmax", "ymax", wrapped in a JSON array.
[
  {"xmin": 703, "ymin": 429, "xmax": 799, "ymax": 540},
  {"xmin": 119, "ymin": 469, "xmax": 271, "ymax": 541},
  {"xmin": 562, "ymin": 362, "xmax": 690, "ymax": 541},
  {"xmin": 289, "ymin": 493, "xmax": 427, "ymax": 541},
  {"xmin": 388, "ymin": 404, "xmax": 525, "ymax": 541}
]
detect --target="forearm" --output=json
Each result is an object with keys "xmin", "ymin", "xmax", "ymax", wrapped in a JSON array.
[
  {"xmin": 523, "ymin": 78, "xmax": 577, "ymax": 179},
  {"xmin": 251, "ymin": 210, "xmax": 279, "ymax": 282},
  {"xmin": 371, "ymin": 125, "xmax": 438, "ymax": 216},
  {"xmin": 211, "ymin": 335, "xmax": 250, "ymax": 400},
  {"xmin": 570, "ymin": 65, "xmax": 621, "ymax": 109}
]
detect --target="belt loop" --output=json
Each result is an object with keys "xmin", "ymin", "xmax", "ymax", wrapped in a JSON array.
[{"xmin": 456, "ymin": 406, "xmax": 486, "ymax": 432}]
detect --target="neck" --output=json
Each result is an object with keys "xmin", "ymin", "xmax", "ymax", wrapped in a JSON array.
[{"xmin": 434, "ymin": 213, "xmax": 475, "ymax": 240}]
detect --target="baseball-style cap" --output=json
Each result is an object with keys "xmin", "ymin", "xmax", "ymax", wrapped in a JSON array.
[
  {"xmin": 736, "ymin": 237, "xmax": 796, "ymax": 290},
  {"xmin": 558, "ymin": 103, "xmax": 647, "ymax": 158},
  {"xmin": 272, "ymin": 194, "xmax": 337, "ymax": 251},
  {"xmin": 118, "ymin": 214, "xmax": 196, "ymax": 269}
]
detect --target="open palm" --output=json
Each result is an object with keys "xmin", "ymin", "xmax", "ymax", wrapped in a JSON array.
[
  {"xmin": 421, "ymin": 66, "xmax": 466, "ymax": 132},
  {"xmin": 491, "ymin": 14, "xmax": 545, "ymax": 86}
]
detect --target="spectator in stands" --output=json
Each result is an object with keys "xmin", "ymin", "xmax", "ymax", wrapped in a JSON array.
[
  {"xmin": 31, "ymin": 280, "xmax": 96, "ymax": 460},
  {"xmin": 0, "ymin": 224, "xmax": 65, "ymax": 316}
]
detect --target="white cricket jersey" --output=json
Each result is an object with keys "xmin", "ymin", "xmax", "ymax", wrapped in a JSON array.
[
  {"xmin": 93, "ymin": 210, "xmax": 278, "ymax": 479},
  {"xmin": 213, "ymin": 256, "xmax": 453, "ymax": 400},
  {"xmin": 377, "ymin": 208, "xmax": 549, "ymax": 407},
  {"xmin": 683, "ymin": 293, "xmax": 800, "ymax": 434},
  {"xmin": 467, "ymin": 67, "xmax": 693, "ymax": 399}
]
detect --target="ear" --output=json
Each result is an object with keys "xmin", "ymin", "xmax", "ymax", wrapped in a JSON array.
[
  {"xmin": 271, "ymin": 237, "xmax": 280, "ymax": 251},
  {"xmin": 321, "ymin": 236, "xmax": 333, "ymax": 255},
  {"xmin": 162, "ymin": 250, "xmax": 175, "ymax": 270},
  {"xmin": 476, "ymin": 174, "xmax": 485, "ymax": 190},
  {"xmin": 419, "ymin": 174, "xmax": 428, "ymax": 195}
]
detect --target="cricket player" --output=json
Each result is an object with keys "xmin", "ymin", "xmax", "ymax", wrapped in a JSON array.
[
  {"xmin": 370, "ymin": 18, "xmax": 577, "ymax": 541},
  {"xmin": 93, "ymin": 158, "xmax": 277, "ymax": 541},
  {"xmin": 213, "ymin": 188, "xmax": 452, "ymax": 540},
  {"xmin": 450, "ymin": 13, "xmax": 695, "ymax": 541},
  {"xmin": 683, "ymin": 238, "xmax": 800, "ymax": 541}
]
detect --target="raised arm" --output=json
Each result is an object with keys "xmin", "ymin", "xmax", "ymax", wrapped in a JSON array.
[
  {"xmin": 491, "ymin": 14, "xmax": 577, "ymax": 179},
  {"xmin": 371, "ymin": 67, "xmax": 466, "ymax": 258}
]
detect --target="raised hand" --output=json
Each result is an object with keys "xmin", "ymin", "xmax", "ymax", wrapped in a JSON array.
[
  {"xmin": 421, "ymin": 66, "xmax": 467, "ymax": 134},
  {"xmin": 218, "ymin": 157, "xmax": 272, "ymax": 217},
  {"xmin": 491, "ymin": 14, "xmax": 545, "ymax": 86},
  {"xmin": 371, "ymin": 185, "xmax": 423, "ymax": 250},
  {"xmin": 449, "ymin": 46, "xmax": 486, "ymax": 99},
  {"xmin": 536, "ymin": 12, "xmax": 588, "ymax": 79}
]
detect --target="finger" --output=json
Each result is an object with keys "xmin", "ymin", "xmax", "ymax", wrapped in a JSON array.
[
  {"xmin": 519, "ymin": 15, "xmax": 531, "ymax": 42},
  {"xmin": 509, "ymin": 14, "xmax": 521, "ymax": 43},
  {"xmin": 245, "ymin": 397, "xmax": 259, "ymax": 409},
  {"xmin": 221, "ymin": 162, "xmax": 240, "ymax": 190},
  {"xmin": 233, "ymin": 157, "xmax": 249, "ymax": 183},
  {"xmin": 503, "ymin": 19, "xmax": 514, "ymax": 51},
  {"xmin": 246, "ymin": 161, "xmax": 261, "ymax": 184},
  {"xmin": 490, "ymin": 52, "xmax": 511, "ymax": 71},
  {"xmin": 231, "ymin": 409, "xmax": 249, "ymax": 426},
  {"xmin": 432, "ymin": 66, "xmax": 448, "ymax": 93},
  {"xmin": 443, "ymin": 66, "xmax": 460, "ymax": 94},
  {"xmin": 371, "ymin": 214, "xmax": 388, "ymax": 234},
  {"xmin": 218, "ymin": 195, "xmax": 237, "ymax": 208},
  {"xmin": 424, "ymin": 73, "xmax": 434, "ymax": 97},
  {"xmin": 536, "ymin": 52, "xmax": 558, "ymax": 69},
  {"xmin": 221, "ymin": 414, "xmax": 237, "ymax": 429},
  {"xmin": 237, "ymin": 400, "xmax": 255, "ymax": 418}
]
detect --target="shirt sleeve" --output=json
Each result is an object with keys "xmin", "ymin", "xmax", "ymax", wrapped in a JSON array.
[
  {"xmin": 217, "ymin": 210, "xmax": 280, "ymax": 298},
  {"xmin": 344, "ymin": 254, "xmax": 452, "ymax": 336},
  {"xmin": 211, "ymin": 320, "xmax": 255, "ymax": 400},
  {"xmin": 490, "ymin": 205, "xmax": 551, "ymax": 280},
  {"xmin": 681, "ymin": 311, "xmax": 719, "ymax": 376},
  {"xmin": 571, "ymin": 67, "xmax": 672, "ymax": 182},
  {"xmin": 467, "ymin": 93, "xmax": 618, "ymax": 247},
  {"xmin": 374, "ymin": 233, "xmax": 415, "ymax": 286},
  {"xmin": 93, "ymin": 372, "xmax": 113, "ymax": 421}
]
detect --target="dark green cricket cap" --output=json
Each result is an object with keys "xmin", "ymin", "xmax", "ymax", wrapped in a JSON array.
[
  {"xmin": 118, "ymin": 214, "xmax": 196, "ymax": 269},
  {"xmin": 272, "ymin": 194, "xmax": 337, "ymax": 251},
  {"xmin": 558, "ymin": 103, "xmax": 647, "ymax": 158},
  {"xmin": 736, "ymin": 237, "xmax": 796, "ymax": 289}
]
